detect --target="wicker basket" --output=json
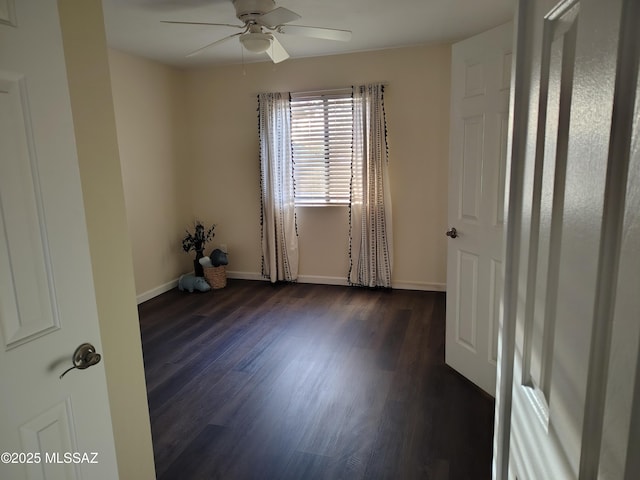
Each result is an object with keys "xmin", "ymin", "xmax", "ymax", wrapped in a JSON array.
[{"xmin": 204, "ymin": 266, "xmax": 227, "ymax": 289}]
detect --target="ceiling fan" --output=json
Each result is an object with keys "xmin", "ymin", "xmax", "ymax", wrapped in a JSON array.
[{"xmin": 162, "ymin": 0, "xmax": 352, "ymax": 63}]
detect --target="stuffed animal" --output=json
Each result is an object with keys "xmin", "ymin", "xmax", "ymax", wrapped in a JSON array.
[
  {"xmin": 210, "ymin": 248, "xmax": 229, "ymax": 267},
  {"xmin": 178, "ymin": 273, "xmax": 211, "ymax": 293},
  {"xmin": 198, "ymin": 256, "xmax": 213, "ymax": 268}
]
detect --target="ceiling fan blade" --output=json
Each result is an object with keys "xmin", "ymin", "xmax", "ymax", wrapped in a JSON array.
[
  {"xmin": 186, "ymin": 32, "xmax": 243, "ymax": 57},
  {"xmin": 266, "ymin": 35, "xmax": 290, "ymax": 64},
  {"xmin": 278, "ymin": 25, "xmax": 352, "ymax": 42},
  {"xmin": 257, "ymin": 7, "xmax": 301, "ymax": 28},
  {"xmin": 161, "ymin": 20, "xmax": 244, "ymax": 29}
]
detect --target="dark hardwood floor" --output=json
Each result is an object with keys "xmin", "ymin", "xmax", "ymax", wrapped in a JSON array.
[{"xmin": 138, "ymin": 280, "xmax": 494, "ymax": 480}]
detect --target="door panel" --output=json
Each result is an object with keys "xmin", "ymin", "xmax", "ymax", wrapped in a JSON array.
[
  {"xmin": 446, "ymin": 21, "xmax": 513, "ymax": 396},
  {"xmin": 0, "ymin": 1, "xmax": 119, "ymax": 478},
  {"xmin": 456, "ymin": 250, "xmax": 479, "ymax": 351},
  {"xmin": 521, "ymin": 0, "xmax": 577, "ymax": 406},
  {"xmin": 0, "ymin": 0, "xmax": 16, "ymax": 26},
  {"xmin": 0, "ymin": 74, "xmax": 59, "ymax": 348},
  {"xmin": 20, "ymin": 400, "xmax": 79, "ymax": 480},
  {"xmin": 495, "ymin": 0, "xmax": 640, "ymax": 477},
  {"xmin": 461, "ymin": 115, "xmax": 484, "ymax": 222},
  {"xmin": 494, "ymin": 113, "xmax": 509, "ymax": 226}
]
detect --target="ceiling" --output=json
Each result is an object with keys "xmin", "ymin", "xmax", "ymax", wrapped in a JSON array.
[{"xmin": 102, "ymin": 0, "xmax": 515, "ymax": 68}]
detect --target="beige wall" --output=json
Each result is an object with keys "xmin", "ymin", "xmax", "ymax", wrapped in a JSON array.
[
  {"xmin": 111, "ymin": 44, "xmax": 452, "ymax": 294},
  {"xmin": 108, "ymin": 50, "xmax": 192, "ymax": 299},
  {"xmin": 185, "ymin": 45, "xmax": 451, "ymax": 289},
  {"xmin": 58, "ymin": 1, "xmax": 156, "ymax": 478}
]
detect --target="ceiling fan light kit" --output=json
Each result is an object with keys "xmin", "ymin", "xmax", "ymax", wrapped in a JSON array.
[
  {"xmin": 240, "ymin": 32, "xmax": 272, "ymax": 53},
  {"xmin": 162, "ymin": 0, "xmax": 352, "ymax": 63}
]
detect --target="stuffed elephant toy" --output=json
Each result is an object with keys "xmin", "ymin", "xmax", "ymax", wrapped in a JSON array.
[{"xmin": 178, "ymin": 273, "xmax": 211, "ymax": 293}]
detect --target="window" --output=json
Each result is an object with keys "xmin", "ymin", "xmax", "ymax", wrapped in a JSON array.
[{"xmin": 290, "ymin": 89, "xmax": 353, "ymax": 206}]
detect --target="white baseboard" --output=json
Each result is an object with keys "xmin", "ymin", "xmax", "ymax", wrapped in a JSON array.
[
  {"xmin": 297, "ymin": 275, "xmax": 350, "ymax": 286},
  {"xmin": 225, "ymin": 271, "xmax": 349, "ymax": 286},
  {"xmin": 298, "ymin": 274, "xmax": 445, "ymax": 291},
  {"xmin": 225, "ymin": 270, "xmax": 265, "ymax": 281},
  {"xmin": 136, "ymin": 278, "xmax": 180, "ymax": 304},
  {"xmin": 136, "ymin": 271, "xmax": 263, "ymax": 304},
  {"xmin": 229, "ymin": 271, "xmax": 445, "ymax": 291},
  {"xmin": 224, "ymin": 272, "xmax": 350, "ymax": 286},
  {"xmin": 137, "ymin": 271, "xmax": 446, "ymax": 304},
  {"xmin": 392, "ymin": 280, "xmax": 446, "ymax": 292}
]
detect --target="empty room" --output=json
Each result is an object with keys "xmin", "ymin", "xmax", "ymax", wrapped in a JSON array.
[{"xmin": 1, "ymin": 0, "xmax": 639, "ymax": 479}]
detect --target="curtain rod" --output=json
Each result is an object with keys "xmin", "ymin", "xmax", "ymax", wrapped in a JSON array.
[
  {"xmin": 293, "ymin": 83, "xmax": 389, "ymax": 95},
  {"xmin": 257, "ymin": 82, "xmax": 389, "ymax": 97}
]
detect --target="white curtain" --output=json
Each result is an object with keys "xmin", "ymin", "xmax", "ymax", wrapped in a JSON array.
[
  {"xmin": 259, "ymin": 92, "xmax": 299, "ymax": 282},
  {"xmin": 349, "ymin": 84, "xmax": 393, "ymax": 288}
]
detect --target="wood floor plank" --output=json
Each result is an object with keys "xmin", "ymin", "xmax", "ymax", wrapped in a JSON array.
[
  {"xmin": 157, "ymin": 424, "xmax": 226, "ymax": 480},
  {"xmin": 281, "ymin": 451, "xmax": 333, "ymax": 480},
  {"xmin": 138, "ymin": 280, "xmax": 494, "ymax": 479}
]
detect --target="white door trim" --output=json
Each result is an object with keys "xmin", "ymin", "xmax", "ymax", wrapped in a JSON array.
[{"xmin": 493, "ymin": 2, "xmax": 529, "ymax": 477}]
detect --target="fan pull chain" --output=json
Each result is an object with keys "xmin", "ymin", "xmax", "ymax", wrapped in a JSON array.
[{"xmin": 241, "ymin": 42, "xmax": 246, "ymax": 76}]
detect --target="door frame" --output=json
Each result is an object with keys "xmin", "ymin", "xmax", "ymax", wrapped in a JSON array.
[
  {"xmin": 56, "ymin": 1, "xmax": 157, "ymax": 477},
  {"xmin": 493, "ymin": 1, "xmax": 532, "ymax": 477}
]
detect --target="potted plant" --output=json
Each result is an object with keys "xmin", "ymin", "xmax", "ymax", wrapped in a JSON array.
[{"xmin": 182, "ymin": 221, "xmax": 215, "ymax": 277}]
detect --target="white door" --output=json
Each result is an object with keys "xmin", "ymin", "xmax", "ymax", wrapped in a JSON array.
[
  {"xmin": 446, "ymin": 22, "xmax": 513, "ymax": 396},
  {"xmin": 494, "ymin": 0, "xmax": 640, "ymax": 478},
  {"xmin": 0, "ymin": 1, "xmax": 119, "ymax": 479}
]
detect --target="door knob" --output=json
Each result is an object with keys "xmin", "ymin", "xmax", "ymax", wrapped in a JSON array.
[
  {"xmin": 446, "ymin": 227, "xmax": 458, "ymax": 239},
  {"xmin": 59, "ymin": 343, "xmax": 102, "ymax": 379}
]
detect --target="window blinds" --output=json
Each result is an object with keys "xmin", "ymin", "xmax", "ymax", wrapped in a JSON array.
[{"xmin": 290, "ymin": 89, "xmax": 353, "ymax": 206}]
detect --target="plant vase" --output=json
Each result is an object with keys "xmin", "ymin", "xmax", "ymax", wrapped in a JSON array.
[
  {"xmin": 182, "ymin": 221, "xmax": 216, "ymax": 278},
  {"xmin": 194, "ymin": 250, "xmax": 205, "ymax": 277}
]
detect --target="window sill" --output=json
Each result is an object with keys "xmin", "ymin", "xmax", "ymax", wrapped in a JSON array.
[{"xmin": 295, "ymin": 203, "xmax": 349, "ymax": 208}]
